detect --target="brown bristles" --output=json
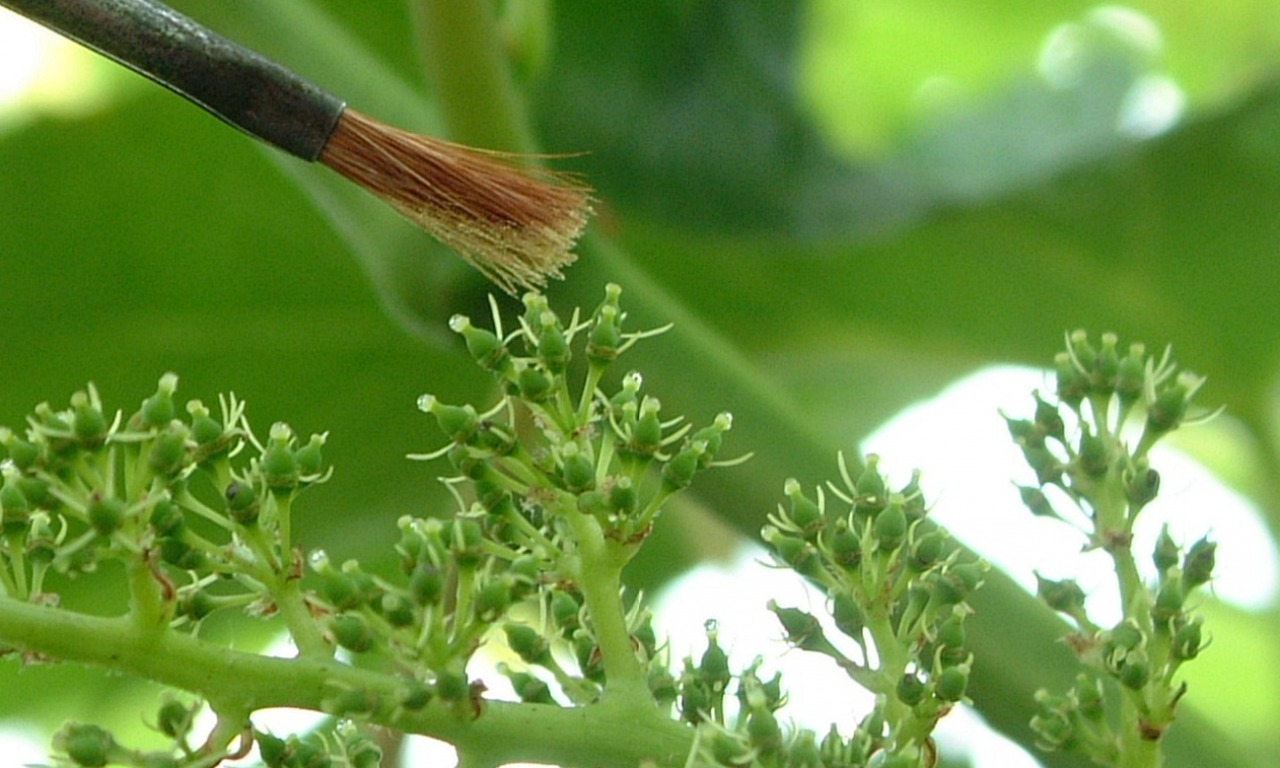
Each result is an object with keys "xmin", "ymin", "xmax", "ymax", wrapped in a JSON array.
[{"xmin": 318, "ymin": 108, "xmax": 593, "ymax": 295}]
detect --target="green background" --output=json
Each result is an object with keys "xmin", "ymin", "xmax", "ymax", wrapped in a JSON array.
[{"xmin": 1, "ymin": 1, "xmax": 1279, "ymax": 766}]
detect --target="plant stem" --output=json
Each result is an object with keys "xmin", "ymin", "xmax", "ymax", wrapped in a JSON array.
[
  {"xmin": 411, "ymin": 0, "xmax": 536, "ymax": 154},
  {"xmin": 0, "ymin": 597, "xmax": 692, "ymax": 767}
]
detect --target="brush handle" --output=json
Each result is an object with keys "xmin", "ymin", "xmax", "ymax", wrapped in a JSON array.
[{"xmin": 1, "ymin": 0, "xmax": 344, "ymax": 160}]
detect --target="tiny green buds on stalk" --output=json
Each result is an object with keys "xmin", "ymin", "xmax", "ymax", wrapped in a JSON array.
[
  {"xmin": 1017, "ymin": 332, "xmax": 1218, "ymax": 767},
  {"xmin": 762, "ymin": 454, "xmax": 986, "ymax": 766}
]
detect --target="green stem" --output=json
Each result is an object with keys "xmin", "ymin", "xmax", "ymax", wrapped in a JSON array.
[
  {"xmin": 560, "ymin": 507, "xmax": 647, "ymax": 694},
  {"xmin": 0, "ymin": 598, "xmax": 692, "ymax": 767},
  {"xmin": 411, "ymin": 0, "xmax": 536, "ymax": 154}
]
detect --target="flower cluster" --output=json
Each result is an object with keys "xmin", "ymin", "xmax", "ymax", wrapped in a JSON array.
[
  {"xmin": 747, "ymin": 456, "xmax": 985, "ymax": 766},
  {"xmin": 0, "ymin": 373, "xmax": 329, "ymax": 625},
  {"xmin": 1010, "ymin": 331, "xmax": 1215, "ymax": 762}
]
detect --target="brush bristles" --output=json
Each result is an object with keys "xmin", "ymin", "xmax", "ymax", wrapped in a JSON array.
[{"xmin": 319, "ymin": 108, "xmax": 593, "ymax": 294}]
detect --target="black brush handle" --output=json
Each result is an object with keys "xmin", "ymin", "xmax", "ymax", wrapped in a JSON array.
[{"xmin": 1, "ymin": 0, "xmax": 344, "ymax": 160}]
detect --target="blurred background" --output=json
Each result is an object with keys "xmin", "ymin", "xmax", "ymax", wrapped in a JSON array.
[{"xmin": 2, "ymin": 1, "xmax": 1279, "ymax": 766}]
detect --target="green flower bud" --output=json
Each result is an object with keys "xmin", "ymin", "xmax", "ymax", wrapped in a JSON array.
[
  {"xmin": 1095, "ymin": 332, "xmax": 1121, "ymax": 387},
  {"xmin": 178, "ymin": 588, "xmax": 217, "ymax": 621},
  {"xmin": 256, "ymin": 732, "xmax": 288, "ymax": 767},
  {"xmin": 855, "ymin": 455, "xmax": 887, "ymax": 513},
  {"xmin": 292, "ymin": 738, "xmax": 330, "ymax": 768},
  {"xmin": 261, "ymin": 428, "xmax": 299, "ymax": 493},
  {"xmin": 586, "ymin": 302, "xmax": 624, "ymax": 364},
  {"xmin": 1, "ymin": 471, "xmax": 30, "ymax": 536},
  {"xmin": 379, "ymin": 594, "xmax": 415, "ymax": 628},
  {"xmin": 1125, "ymin": 464, "xmax": 1160, "ymax": 510},
  {"xmin": 1031, "ymin": 707, "xmax": 1074, "ymax": 751},
  {"xmin": 935, "ymin": 561, "xmax": 986, "ymax": 605},
  {"xmin": 1110, "ymin": 619, "xmax": 1145, "ymax": 650},
  {"xmin": 689, "ymin": 412, "xmax": 732, "ymax": 468},
  {"xmin": 607, "ymin": 476, "xmax": 638, "ymax": 517},
  {"xmin": 1067, "ymin": 329, "xmax": 1098, "ymax": 378},
  {"xmin": 661, "ymin": 442, "xmax": 704, "ymax": 493},
  {"xmin": 831, "ymin": 590, "xmax": 866, "ymax": 640},
  {"xmin": 827, "ymin": 519, "xmax": 861, "ymax": 569},
  {"xmin": 1018, "ymin": 485, "xmax": 1057, "ymax": 518},
  {"xmin": 320, "ymin": 570, "xmax": 364, "ymax": 611},
  {"xmin": 88, "ymin": 495, "xmax": 126, "ymax": 536},
  {"xmin": 224, "ymin": 480, "xmax": 259, "ymax": 525},
  {"xmin": 475, "ymin": 578, "xmax": 513, "ymax": 622},
  {"xmin": 763, "ymin": 528, "xmax": 822, "ymax": 578},
  {"xmin": 418, "ymin": 396, "xmax": 479, "ymax": 444},
  {"xmin": 156, "ymin": 698, "xmax": 194, "ymax": 739},
  {"xmin": 769, "ymin": 602, "xmax": 837, "ymax": 656},
  {"xmin": 140, "ymin": 373, "xmax": 179, "ymax": 429},
  {"xmin": 648, "ymin": 666, "xmax": 678, "ymax": 706},
  {"xmin": 896, "ymin": 673, "xmax": 927, "ymax": 706},
  {"xmin": 294, "ymin": 434, "xmax": 326, "ymax": 477},
  {"xmin": 3, "ymin": 434, "xmax": 40, "ymax": 470},
  {"xmin": 146, "ymin": 422, "xmax": 189, "ymax": 479},
  {"xmin": 1074, "ymin": 673, "xmax": 1106, "ymax": 721},
  {"xmin": 435, "ymin": 662, "xmax": 470, "ymax": 702},
  {"xmin": 1153, "ymin": 576, "xmax": 1184, "ymax": 623},
  {"xmin": 784, "ymin": 479, "xmax": 823, "ymax": 534},
  {"xmin": 1005, "ymin": 416, "xmax": 1040, "ymax": 446},
  {"xmin": 534, "ymin": 311, "xmax": 570, "ymax": 373},
  {"xmin": 1118, "ymin": 655, "xmax": 1150, "ymax": 689},
  {"xmin": 325, "ymin": 688, "xmax": 380, "ymax": 717},
  {"xmin": 909, "ymin": 529, "xmax": 946, "ymax": 571},
  {"xmin": 1055, "ymin": 348, "xmax": 1088, "ymax": 407},
  {"xmin": 1021, "ymin": 444, "xmax": 1064, "ymax": 485},
  {"xmin": 71, "ymin": 391, "xmax": 108, "ymax": 447},
  {"xmin": 399, "ymin": 682, "xmax": 433, "ymax": 711},
  {"xmin": 1115, "ymin": 342, "xmax": 1146, "ymax": 405},
  {"xmin": 1033, "ymin": 392, "xmax": 1067, "ymax": 443},
  {"xmin": 59, "ymin": 723, "xmax": 115, "ymax": 767},
  {"xmin": 409, "ymin": 564, "xmax": 444, "ymax": 607},
  {"xmin": 342, "ymin": 730, "xmax": 382, "ymax": 768},
  {"xmin": 573, "ymin": 630, "xmax": 604, "ymax": 682},
  {"xmin": 678, "ymin": 677, "xmax": 710, "ymax": 723},
  {"xmin": 873, "ymin": 502, "xmax": 907, "ymax": 552},
  {"xmin": 516, "ymin": 363, "xmax": 553, "ymax": 402},
  {"xmin": 699, "ymin": 627, "xmax": 731, "ymax": 692},
  {"xmin": 937, "ymin": 613, "xmax": 967, "ymax": 652},
  {"xmin": 1183, "ymin": 536, "xmax": 1216, "ymax": 591},
  {"xmin": 1171, "ymin": 617, "xmax": 1205, "ymax": 661},
  {"xmin": 1077, "ymin": 429, "xmax": 1112, "ymax": 478},
  {"xmin": 936, "ymin": 665, "xmax": 969, "ymax": 701},
  {"xmin": 788, "ymin": 731, "xmax": 822, "ymax": 768},
  {"xmin": 149, "ymin": 501, "xmax": 185, "ymax": 537},
  {"xmin": 1147, "ymin": 371, "xmax": 1205, "ymax": 435},
  {"xmin": 709, "ymin": 731, "xmax": 750, "ymax": 766},
  {"xmin": 505, "ymin": 623, "xmax": 551, "ymax": 665},
  {"xmin": 1152, "ymin": 524, "xmax": 1179, "ymax": 573},
  {"xmin": 187, "ymin": 401, "xmax": 224, "ymax": 447},
  {"xmin": 623, "ymin": 397, "xmax": 663, "ymax": 458},
  {"xmin": 747, "ymin": 707, "xmax": 783, "ymax": 753},
  {"xmin": 331, "ymin": 614, "xmax": 375, "ymax": 653},
  {"xmin": 160, "ymin": 538, "xmax": 204, "ymax": 570},
  {"xmin": 551, "ymin": 590, "xmax": 582, "ymax": 630},
  {"xmin": 1036, "ymin": 574, "xmax": 1086, "ymax": 616},
  {"xmin": 508, "ymin": 670, "xmax": 555, "ymax": 704},
  {"xmin": 448, "ymin": 517, "xmax": 485, "ymax": 568},
  {"xmin": 449, "ymin": 314, "xmax": 510, "ymax": 375},
  {"xmin": 560, "ymin": 444, "xmax": 596, "ymax": 493}
]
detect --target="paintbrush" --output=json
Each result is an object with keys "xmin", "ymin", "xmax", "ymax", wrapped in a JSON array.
[{"xmin": 1, "ymin": 0, "xmax": 592, "ymax": 294}]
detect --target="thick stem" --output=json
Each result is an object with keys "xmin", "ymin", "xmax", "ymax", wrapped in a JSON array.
[
  {"xmin": 0, "ymin": 598, "xmax": 692, "ymax": 767},
  {"xmin": 411, "ymin": 0, "xmax": 536, "ymax": 154}
]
